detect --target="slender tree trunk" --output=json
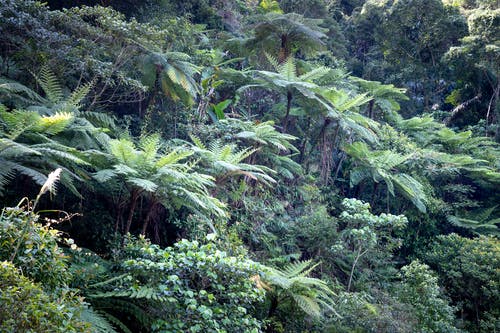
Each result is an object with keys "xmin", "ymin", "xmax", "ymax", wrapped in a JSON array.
[
  {"xmin": 279, "ymin": 35, "xmax": 288, "ymax": 63},
  {"xmin": 299, "ymin": 117, "xmax": 311, "ymax": 164},
  {"xmin": 370, "ymin": 182, "xmax": 379, "ymax": 207},
  {"xmin": 368, "ymin": 100, "xmax": 375, "ymax": 119},
  {"xmin": 141, "ymin": 200, "xmax": 158, "ymax": 236},
  {"xmin": 347, "ymin": 246, "xmax": 367, "ymax": 292},
  {"xmin": 124, "ymin": 190, "xmax": 140, "ymax": 235},
  {"xmin": 333, "ymin": 153, "xmax": 346, "ymax": 184},
  {"xmin": 268, "ymin": 295, "xmax": 278, "ymax": 318},
  {"xmin": 319, "ymin": 119, "xmax": 334, "ymax": 183},
  {"xmin": 282, "ymin": 90, "xmax": 292, "ymax": 133}
]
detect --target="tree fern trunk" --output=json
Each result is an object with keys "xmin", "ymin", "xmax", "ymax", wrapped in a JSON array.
[
  {"xmin": 282, "ymin": 90, "xmax": 292, "ymax": 133},
  {"xmin": 279, "ymin": 35, "xmax": 288, "ymax": 64},
  {"xmin": 124, "ymin": 190, "xmax": 140, "ymax": 235},
  {"xmin": 368, "ymin": 99, "xmax": 375, "ymax": 119},
  {"xmin": 141, "ymin": 200, "xmax": 158, "ymax": 236}
]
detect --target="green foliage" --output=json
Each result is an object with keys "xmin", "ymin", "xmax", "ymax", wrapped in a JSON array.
[
  {"xmin": 141, "ymin": 51, "xmax": 200, "ymax": 105},
  {"xmin": 247, "ymin": 13, "xmax": 328, "ymax": 61},
  {"xmin": 397, "ymin": 260, "xmax": 462, "ymax": 333},
  {"xmin": 328, "ymin": 290, "xmax": 417, "ymax": 333},
  {"xmin": 0, "ymin": 261, "xmax": 89, "ymax": 333},
  {"xmin": 344, "ymin": 141, "xmax": 428, "ymax": 212},
  {"xmin": 0, "ymin": 205, "xmax": 72, "ymax": 289},
  {"xmin": 447, "ymin": 205, "xmax": 500, "ymax": 236},
  {"xmin": 0, "ymin": 1, "xmax": 499, "ymax": 332},
  {"xmin": 78, "ymin": 236, "xmax": 266, "ymax": 333},
  {"xmin": 94, "ymin": 134, "xmax": 226, "ymax": 235},
  {"xmin": 0, "ymin": 68, "xmax": 109, "ymax": 197},
  {"xmin": 331, "ymin": 198, "xmax": 408, "ymax": 291},
  {"xmin": 424, "ymin": 234, "xmax": 500, "ymax": 332},
  {"xmin": 263, "ymin": 260, "xmax": 336, "ymax": 319},
  {"xmin": 190, "ymin": 134, "xmax": 277, "ymax": 186}
]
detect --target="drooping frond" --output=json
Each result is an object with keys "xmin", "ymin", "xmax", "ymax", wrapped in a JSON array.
[
  {"xmin": 320, "ymin": 88, "xmax": 373, "ymax": 112},
  {"xmin": 141, "ymin": 52, "xmax": 200, "ymax": 105},
  {"xmin": 80, "ymin": 307, "xmax": 120, "ymax": 333},
  {"xmin": 263, "ymin": 260, "xmax": 336, "ymax": 318},
  {"xmin": 190, "ymin": 136, "xmax": 277, "ymax": 185},
  {"xmin": 155, "ymin": 149, "xmax": 193, "ymax": 168},
  {"xmin": 0, "ymin": 77, "xmax": 47, "ymax": 106},
  {"xmin": 447, "ymin": 206, "xmax": 500, "ymax": 236},
  {"xmin": 0, "ymin": 107, "xmax": 40, "ymax": 139},
  {"xmin": 392, "ymin": 174, "xmax": 427, "ymax": 213},
  {"xmin": 344, "ymin": 142, "xmax": 427, "ymax": 212},
  {"xmin": 250, "ymin": 13, "xmax": 327, "ymax": 58},
  {"xmin": 298, "ymin": 66, "xmax": 332, "ymax": 83}
]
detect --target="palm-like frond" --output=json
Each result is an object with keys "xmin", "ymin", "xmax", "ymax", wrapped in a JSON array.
[
  {"xmin": 109, "ymin": 139, "xmax": 139, "ymax": 166},
  {"xmin": 94, "ymin": 135, "xmax": 227, "ymax": 227},
  {"xmin": 141, "ymin": 52, "xmax": 200, "ymax": 105},
  {"xmin": 263, "ymin": 260, "xmax": 336, "ymax": 318},
  {"xmin": 36, "ymin": 112, "xmax": 73, "ymax": 135},
  {"xmin": 249, "ymin": 13, "xmax": 327, "ymax": 58},
  {"xmin": 0, "ymin": 71, "xmax": 101, "ymax": 198},
  {"xmin": 80, "ymin": 307, "xmax": 120, "ymax": 333},
  {"xmin": 0, "ymin": 77, "xmax": 47, "ymax": 106},
  {"xmin": 67, "ymin": 81, "xmax": 93, "ymax": 108},
  {"xmin": 190, "ymin": 135, "xmax": 277, "ymax": 185},
  {"xmin": 344, "ymin": 141, "xmax": 427, "ymax": 212},
  {"xmin": 447, "ymin": 206, "xmax": 500, "ymax": 236},
  {"xmin": 234, "ymin": 120, "xmax": 298, "ymax": 152}
]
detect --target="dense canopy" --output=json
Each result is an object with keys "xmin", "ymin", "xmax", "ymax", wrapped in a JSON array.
[{"xmin": 0, "ymin": 0, "xmax": 498, "ymax": 332}]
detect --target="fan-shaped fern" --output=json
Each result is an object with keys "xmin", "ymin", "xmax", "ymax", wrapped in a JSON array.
[
  {"xmin": 190, "ymin": 134, "xmax": 276, "ymax": 185},
  {"xmin": 262, "ymin": 260, "xmax": 336, "ymax": 319},
  {"xmin": 344, "ymin": 141, "xmax": 427, "ymax": 212},
  {"xmin": 94, "ymin": 135, "xmax": 226, "ymax": 235}
]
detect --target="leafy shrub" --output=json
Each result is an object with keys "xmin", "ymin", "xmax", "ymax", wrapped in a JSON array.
[
  {"xmin": 0, "ymin": 205, "xmax": 72, "ymax": 288},
  {"xmin": 397, "ymin": 260, "xmax": 462, "ymax": 333},
  {"xmin": 331, "ymin": 198, "xmax": 408, "ymax": 291},
  {"xmin": 327, "ymin": 290, "xmax": 416, "ymax": 333},
  {"xmin": 0, "ymin": 261, "xmax": 89, "ymax": 333},
  {"xmin": 424, "ymin": 234, "xmax": 500, "ymax": 332},
  {"xmin": 81, "ymin": 236, "xmax": 266, "ymax": 332}
]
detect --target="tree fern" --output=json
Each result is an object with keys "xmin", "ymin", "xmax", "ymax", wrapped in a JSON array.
[
  {"xmin": 344, "ymin": 142, "xmax": 427, "ymax": 212},
  {"xmin": 248, "ymin": 13, "xmax": 327, "ymax": 61},
  {"xmin": 263, "ymin": 260, "xmax": 336, "ymax": 319},
  {"xmin": 190, "ymin": 135, "xmax": 276, "ymax": 185},
  {"xmin": 0, "ymin": 77, "xmax": 47, "ymax": 107},
  {"xmin": 447, "ymin": 206, "xmax": 500, "ymax": 236},
  {"xmin": 94, "ymin": 135, "xmax": 226, "ymax": 234},
  {"xmin": 141, "ymin": 51, "xmax": 200, "ymax": 105}
]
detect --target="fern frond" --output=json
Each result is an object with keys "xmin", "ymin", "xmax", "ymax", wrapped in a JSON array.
[
  {"xmin": 0, "ymin": 78, "xmax": 47, "ymax": 106},
  {"xmin": 298, "ymin": 66, "xmax": 331, "ymax": 82},
  {"xmin": 36, "ymin": 112, "xmax": 73, "ymax": 135},
  {"xmin": 34, "ymin": 66, "xmax": 63, "ymax": 104},
  {"xmin": 291, "ymin": 294, "xmax": 321, "ymax": 317},
  {"xmin": 67, "ymin": 81, "xmax": 93, "ymax": 107},
  {"xmin": 281, "ymin": 260, "xmax": 314, "ymax": 278},
  {"xmin": 139, "ymin": 134, "xmax": 161, "ymax": 162},
  {"xmin": 80, "ymin": 307, "xmax": 120, "ymax": 333}
]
